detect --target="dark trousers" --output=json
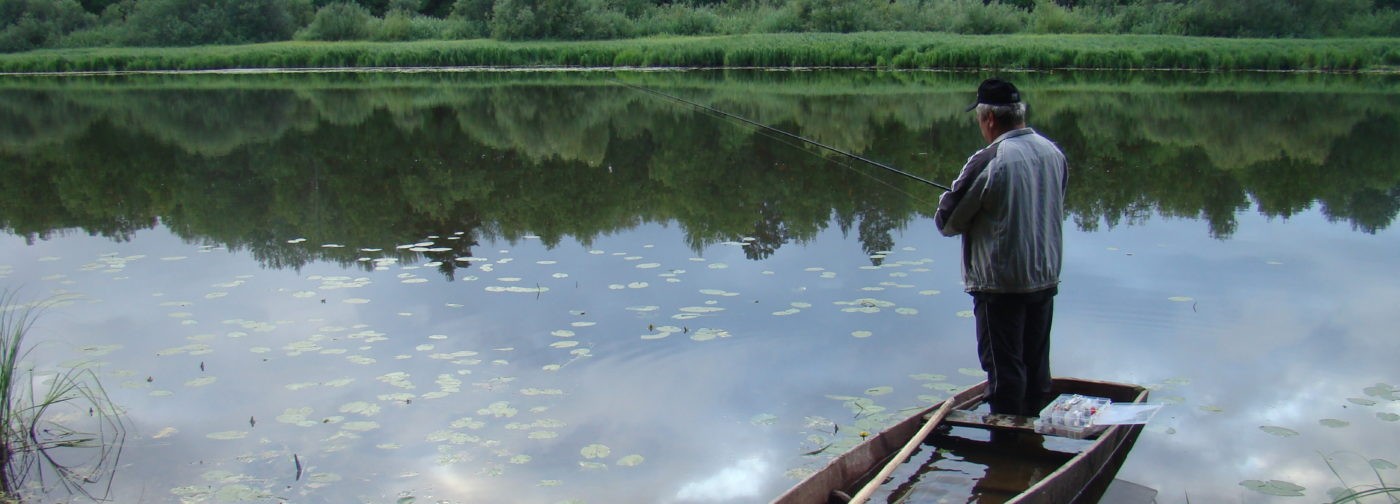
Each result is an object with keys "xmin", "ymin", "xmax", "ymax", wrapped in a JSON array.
[{"xmin": 973, "ymin": 287, "xmax": 1056, "ymax": 416}]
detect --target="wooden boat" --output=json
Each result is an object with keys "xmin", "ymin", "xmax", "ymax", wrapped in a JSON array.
[{"xmin": 772, "ymin": 377, "xmax": 1149, "ymax": 504}]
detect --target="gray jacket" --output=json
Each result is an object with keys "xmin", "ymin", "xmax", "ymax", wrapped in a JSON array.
[{"xmin": 935, "ymin": 128, "xmax": 1067, "ymax": 293}]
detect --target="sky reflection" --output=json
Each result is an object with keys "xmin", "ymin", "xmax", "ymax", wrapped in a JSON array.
[
  {"xmin": 0, "ymin": 72, "xmax": 1397, "ymax": 503},
  {"xmin": 5, "ymin": 204, "xmax": 1395, "ymax": 503}
]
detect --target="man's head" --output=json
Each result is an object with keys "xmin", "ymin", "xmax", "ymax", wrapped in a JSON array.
[{"xmin": 967, "ymin": 78, "xmax": 1027, "ymax": 142}]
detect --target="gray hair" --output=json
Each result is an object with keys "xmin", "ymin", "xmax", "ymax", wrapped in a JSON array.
[{"xmin": 976, "ymin": 102, "xmax": 1027, "ymax": 126}]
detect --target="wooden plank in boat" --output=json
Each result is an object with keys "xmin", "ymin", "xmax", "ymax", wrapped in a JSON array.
[{"xmin": 938, "ymin": 410, "xmax": 1040, "ymax": 432}]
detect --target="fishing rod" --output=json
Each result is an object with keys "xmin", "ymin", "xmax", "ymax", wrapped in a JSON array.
[{"xmin": 612, "ymin": 80, "xmax": 952, "ymax": 192}]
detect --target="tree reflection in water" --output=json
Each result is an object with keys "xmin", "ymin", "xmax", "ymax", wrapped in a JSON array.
[{"xmin": 1, "ymin": 70, "xmax": 1397, "ymax": 279}]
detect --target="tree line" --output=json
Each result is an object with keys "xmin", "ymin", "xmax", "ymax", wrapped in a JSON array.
[
  {"xmin": 3, "ymin": 72, "xmax": 1398, "ymax": 276},
  {"xmin": 3, "ymin": 0, "xmax": 1398, "ymax": 54}
]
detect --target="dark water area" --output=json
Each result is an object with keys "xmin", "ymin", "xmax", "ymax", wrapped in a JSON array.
[{"xmin": 0, "ymin": 69, "xmax": 1397, "ymax": 503}]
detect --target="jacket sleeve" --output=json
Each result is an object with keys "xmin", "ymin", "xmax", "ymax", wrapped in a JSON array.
[{"xmin": 935, "ymin": 145, "xmax": 997, "ymax": 237}]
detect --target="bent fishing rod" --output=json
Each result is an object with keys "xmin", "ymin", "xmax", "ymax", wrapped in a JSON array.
[{"xmin": 612, "ymin": 80, "xmax": 952, "ymax": 192}]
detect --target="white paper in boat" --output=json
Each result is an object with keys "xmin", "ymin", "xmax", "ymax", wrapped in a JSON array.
[{"xmin": 1095, "ymin": 403, "xmax": 1164, "ymax": 425}]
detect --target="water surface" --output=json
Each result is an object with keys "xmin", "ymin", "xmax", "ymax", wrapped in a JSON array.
[{"xmin": 0, "ymin": 70, "xmax": 1397, "ymax": 503}]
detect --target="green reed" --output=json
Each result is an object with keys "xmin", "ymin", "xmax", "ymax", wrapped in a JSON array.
[
  {"xmin": 0, "ymin": 292, "xmax": 123, "ymax": 501},
  {"xmin": 1, "ymin": 33, "xmax": 1396, "ymax": 74}
]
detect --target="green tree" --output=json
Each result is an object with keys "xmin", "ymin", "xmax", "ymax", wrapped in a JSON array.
[
  {"xmin": 789, "ymin": 0, "xmax": 881, "ymax": 32},
  {"xmin": 0, "ymin": 0, "xmax": 96, "ymax": 52},
  {"xmin": 76, "ymin": 0, "xmax": 122, "ymax": 14},
  {"xmin": 122, "ymin": 0, "xmax": 309, "ymax": 46},
  {"xmin": 450, "ymin": 0, "xmax": 494, "ymax": 36},
  {"xmin": 490, "ymin": 0, "xmax": 587, "ymax": 39},
  {"xmin": 312, "ymin": 0, "xmax": 391, "ymax": 15},
  {"xmin": 298, "ymin": 2, "xmax": 372, "ymax": 40}
]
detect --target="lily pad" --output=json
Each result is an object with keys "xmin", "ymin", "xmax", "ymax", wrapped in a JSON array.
[
  {"xmin": 1363, "ymin": 383, "xmax": 1399, "ymax": 401},
  {"xmin": 1378, "ymin": 412, "xmax": 1399, "ymax": 422},
  {"xmin": 581, "ymin": 444, "xmax": 611, "ymax": 459},
  {"xmin": 1240, "ymin": 479, "xmax": 1305, "ymax": 496},
  {"xmin": 750, "ymin": 413, "xmax": 778, "ymax": 426},
  {"xmin": 206, "ymin": 431, "xmax": 247, "ymax": 440},
  {"xmin": 1319, "ymin": 418, "xmax": 1350, "ymax": 428},
  {"xmin": 478, "ymin": 401, "xmax": 517, "ymax": 418},
  {"xmin": 214, "ymin": 484, "xmax": 265, "ymax": 501},
  {"xmin": 342, "ymin": 421, "xmax": 380, "ymax": 432},
  {"xmin": 1258, "ymin": 426, "xmax": 1299, "ymax": 437},
  {"xmin": 679, "ymin": 306, "xmax": 724, "ymax": 314},
  {"xmin": 184, "ymin": 376, "xmax": 217, "ymax": 387},
  {"xmin": 340, "ymin": 402, "xmax": 380, "ymax": 416},
  {"xmin": 617, "ymin": 454, "xmax": 645, "ymax": 467}
]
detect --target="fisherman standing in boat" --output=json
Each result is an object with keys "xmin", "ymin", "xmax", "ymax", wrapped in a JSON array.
[{"xmin": 935, "ymin": 78, "xmax": 1068, "ymax": 417}]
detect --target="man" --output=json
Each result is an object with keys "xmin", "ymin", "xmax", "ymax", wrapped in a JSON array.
[{"xmin": 935, "ymin": 78, "xmax": 1068, "ymax": 417}]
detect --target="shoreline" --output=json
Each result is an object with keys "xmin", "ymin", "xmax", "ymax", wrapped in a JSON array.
[
  {"xmin": 3, "ymin": 65, "xmax": 1395, "ymax": 79},
  {"xmin": 2, "ymin": 33, "xmax": 1396, "ymax": 74}
]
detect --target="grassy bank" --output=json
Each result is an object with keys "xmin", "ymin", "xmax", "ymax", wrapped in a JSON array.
[{"xmin": 2, "ymin": 33, "xmax": 1398, "ymax": 73}]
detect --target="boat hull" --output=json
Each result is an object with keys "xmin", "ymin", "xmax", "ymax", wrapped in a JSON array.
[{"xmin": 772, "ymin": 377, "xmax": 1149, "ymax": 504}]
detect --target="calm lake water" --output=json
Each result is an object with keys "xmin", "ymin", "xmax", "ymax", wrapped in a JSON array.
[{"xmin": 1, "ymin": 69, "xmax": 1397, "ymax": 503}]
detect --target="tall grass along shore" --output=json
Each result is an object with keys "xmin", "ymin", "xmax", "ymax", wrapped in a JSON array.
[{"xmin": 1, "ymin": 33, "xmax": 1397, "ymax": 74}]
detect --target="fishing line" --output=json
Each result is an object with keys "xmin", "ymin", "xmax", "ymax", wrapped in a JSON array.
[
  {"xmin": 756, "ymin": 130, "xmax": 936, "ymax": 206},
  {"xmin": 661, "ymin": 98, "xmax": 934, "ymax": 205},
  {"xmin": 618, "ymin": 82, "xmax": 934, "ymax": 205},
  {"xmin": 611, "ymin": 79, "xmax": 953, "ymax": 193}
]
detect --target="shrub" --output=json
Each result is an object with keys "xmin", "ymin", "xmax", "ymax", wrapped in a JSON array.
[
  {"xmin": 748, "ymin": 4, "xmax": 804, "ymax": 33},
  {"xmin": 1114, "ymin": 1, "xmax": 1187, "ymax": 35},
  {"xmin": 299, "ymin": 2, "xmax": 374, "ymax": 41},
  {"xmin": 790, "ymin": 0, "xmax": 882, "ymax": 33},
  {"xmin": 449, "ymin": 0, "xmax": 493, "ymax": 37},
  {"xmin": 51, "ymin": 23, "xmax": 125, "ymax": 49},
  {"xmin": 580, "ymin": 4, "xmax": 634, "ymax": 39},
  {"xmin": 490, "ymin": 0, "xmax": 626, "ymax": 40},
  {"xmin": 639, "ymin": 5, "xmax": 720, "ymax": 36},
  {"xmin": 372, "ymin": 10, "xmax": 414, "ymax": 39},
  {"xmin": 121, "ymin": 0, "xmax": 308, "ymax": 47},
  {"xmin": 0, "ymin": 0, "xmax": 96, "ymax": 53},
  {"xmin": 1341, "ymin": 8, "xmax": 1400, "ymax": 37},
  {"xmin": 915, "ymin": 0, "xmax": 1027, "ymax": 34},
  {"xmin": 951, "ymin": 0, "xmax": 1028, "ymax": 34},
  {"xmin": 1028, "ymin": 0, "xmax": 1106, "ymax": 34},
  {"xmin": 387, "ymin": 0, "xmax": 422, "ymax": 13}
]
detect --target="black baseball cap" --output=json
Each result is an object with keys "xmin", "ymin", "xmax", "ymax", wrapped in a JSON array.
[{"xmin": 964, "ymin": 78, "xmax": 1021, "ymax": 112}]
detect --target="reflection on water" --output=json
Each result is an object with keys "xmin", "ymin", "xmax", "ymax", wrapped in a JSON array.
[
  {"xmin": 0, "ymin": 70, "xmax": 1397, "ymax": 503},
  {"xmin": 895, "ymin": 429, "xmax": 1079, "ymax": 504}
]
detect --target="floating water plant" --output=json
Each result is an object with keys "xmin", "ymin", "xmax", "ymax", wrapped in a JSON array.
[
  {"xmin": 617, "ymin": 455, "xmax": 645, "ymax": 467},
  {"xmin": 1, "ymin": 293, "xmax": 125, "ymax": 501},
  {"xmin": 581, "ymin": 444, "xmax": 611, "ymax": 459},
  {"xmin": 1259, "ymin": 426, "xmax": 1300, "ymax": 437},
  {"xmin": 1240, "ymin": 479, "xmax": 1306, "ymax": 496}
]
